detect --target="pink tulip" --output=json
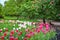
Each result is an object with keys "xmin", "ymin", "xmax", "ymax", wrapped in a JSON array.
[
  {"xmin": 10, "ymin": 33, "xmax": 13, "ymax": 36},
  {"xmin": 39, "ymin": 23, "xmax": 50, "ymax": 34},
  {"xmin": 10, "ymin": 36, "xmax": 14, "ymax": 40},
  {"xmin": 25, "ymin": 29, "xmax": 29, "ymax": 32},
  {"xmin": 46, "ymin": 28, "xmax": 49, "ymax": 31},
  {"xmin": 42, "ymin": 29, "xmax": 45, "ymax": 33},
  {"xmin": 36, "ymin": 28, "xmax": 40, "ymax": 33},
  {"xmin": 39, "ymin": 24, "xmax": 43, "ymax": 30},
  {"xmin": 26, "ymin": 34, "xmax": 31, "ymax": 38},
  {"xmin": 30, "ymin": 31, "xmax": 34, "ymax": 35}
]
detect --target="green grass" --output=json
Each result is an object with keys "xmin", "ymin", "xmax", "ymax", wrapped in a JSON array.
[
  {"xmin": 4, "ymin": 16, "xmax": 17, "ymax": 20},
  {"xmin": 0, "ymin": 16, "xmax": 38, "ymax": 22}
]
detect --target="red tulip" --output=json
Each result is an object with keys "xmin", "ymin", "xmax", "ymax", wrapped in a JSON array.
[
  {"xmin": 26, "ymin": 34, "xmax": 31, "ymax": 38},
  {"xmin": 4, "ymin": 32, "xmax": 7, "ymax": 36},
  {"xmin": 18, "ymin": 31, "xmax": 22, "ymax": 36},
  {"xmin": 10, "ymin": 30, "xmax": 14, "ymax": 35},
  {"xmin": 16, "ymin": 30, "xmax": 18, "ymax": 32},
  {"xmin": 10, "ymin": 33, "xmax": 13, "ymax": 36},
  {"xmin": 36, "ymin": 28, "xmax": 40, "ymax": 33},
  {"xmin": 5, "ymin": 28, "xmax": 8, "ymax": 32},
  {"xmin": 1, "ymin": 36, "xmax": 4, "ymax": 40},
  {"xmin": 15, "ymin": 38, "xmax": 18, "ymax": 40},
  {"xmin": 30, "ymin": 31, "xmax": 34, "ymax": 36},
  {"xmin": 18, "ymin": 32, "xmax": 21, "ymax": 36},
  {"xmin": 20, "ymin": 31, "xmax": 22, "ymax": 34},
  {"xmin": 0, "ymin": 30, "xmax": 2, "ymax": 32},
  {"xmin": 10, "ymin": 36, "xmax": 14, "ymax": 40},
  {"xmin": 23, "ymin": 38, "xmax": 27, "ymax": 40},
  {"xmin": 25, "ymin": 29, "xmax": 29, "ymax": 32}
]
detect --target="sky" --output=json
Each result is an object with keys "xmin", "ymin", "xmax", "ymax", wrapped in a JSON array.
[{"xmin": 0, "ymin": 0, "xmax": 7, "ymax": 6}]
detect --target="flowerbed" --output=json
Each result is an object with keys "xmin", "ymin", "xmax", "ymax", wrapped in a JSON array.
[{"xmin": 0, "ymin": 20, "xmax": 56, "ymax": 40}]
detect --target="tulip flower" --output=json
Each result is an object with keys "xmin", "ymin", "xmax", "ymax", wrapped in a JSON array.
[
  {"xmin": 10, "ymin": 36, "xmax": 14, "ymax": 40},
  {"xmin": 36, "ymin": 28, "xmax": 40, "ymax": 33},
  {"xmin": 42, "ymin": 29, "xmax": 45, "ymax": 33},
  {"xmin": 15, "ymin": 38, "xmax": 18, "ymax": 40},
  {"xmin": 18, "ymin": 31, "xmax": 22, "ymax": 36},
  {"xmin": 1, "ymin": 36, "xmax": 4, "ymax": 40},
  {"xmin": 10, "ymin": 30, "xmax": 14, "ymax": 35},
  {"xmin": 0, "ymin": 29, "xmax": 2, "ymax": 32},
  {"xmin": 26, "ymin": 34, "xmax": 31, "ymax": 38},
  {"xmin": 39, "ymin": 23, "xmax": 50, "ymax": 34},
  {"xmin": 23, "ymin": 38, "xmax": 27, "ymax": 40},
  {"xmin": 39, "ymin": 24, "xmax": 43, "ymax": 30},
  {"xmin": 5, "ymin": 28, "xmax": 8, "ymax": 32},
  {"xmin": 10, "ymin": 33, "xmax": 13, "ymax": 36},
  {"xmin": 4, "ymin": 32, "xmax": 7, "ymax": 36},
  {"xmin": 25, "ymin": 28, "xmax": 29, "ymax": 32},
  {"xmin": 16, "ymin": 29, "xmax": 18, "ymax": 32},
  {"xmin": 20, "ymin": 31, "xmax": 22, "ymax": 35},
  {"xmin": 30, "ymin": 31, "xmax": 34, "ymax": 36}
]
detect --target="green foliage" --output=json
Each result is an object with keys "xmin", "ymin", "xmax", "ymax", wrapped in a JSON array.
[
  {"xmin": 0, "ymin": 4, "xmax": 2, "ymax": 16},
  {"xmin": 55, "ymin": 0, "xmax": 60, "ymax": 20},
  {"xmin": 0, "ymin": 0, "xmax": 60, "ymax": 20}
]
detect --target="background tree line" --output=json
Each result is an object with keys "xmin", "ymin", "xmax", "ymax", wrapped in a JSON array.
[{"xmin": 0, "ymin": 0, "xmax": 60, "ymax": 20}]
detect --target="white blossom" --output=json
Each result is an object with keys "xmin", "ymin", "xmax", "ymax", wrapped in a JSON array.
[
  {"xmin": 3, "ymin": 27, "xmax": 6, "ymax": 30},
  {"xmin": 28, "ymin": 22, "xmax": 32, "ymax": 26},
  {"xmin": 18, "ymin": 24, "xmax": 26, "ymax": 28},
  {"xmin": 13, "ymin": 24, "xmax": 15, "ymax": 26},
  {"xmin": 18, "ymin": 24, "xmax": 22, "ymax": 27},
  {"xmin": 16, "ymin": 28, "xmax": 19, "ymax": 30},
  {"xmin": 16, "ymin": 20, "xmax": 20, "ymax": 22},
  {"xmin": 19, "ymin": 27, "xmax": 21, "ymax": 29},
  {"xmin": 13, "ymin": 28, "xmax": 15, "ymax": 30},
  {"xmin": 33, "ymin": 22, "xmax": 35, "ymax": 25},
  {"xmin": 22, "ymin": 37, "xmax": 24, "ymax": 39},
  {"xmin": 24, "ymin": 22, "xmax": 27, "ymax": 25}
]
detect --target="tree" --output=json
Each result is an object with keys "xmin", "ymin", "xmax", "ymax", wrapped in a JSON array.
[
  {"xmin": 0, "ymin": 4, "xmax": 4, "ymax": 18},
  {"xmin": 55, "ymin": 0, "xmax": 60, "ymax": 21},
  {"xmin": 2, "ymin": 0, "xmax": 59, "ymax": 21}
]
